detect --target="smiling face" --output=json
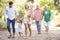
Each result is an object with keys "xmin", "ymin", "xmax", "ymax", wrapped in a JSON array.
[
  {"xmin": 9, "ymin": 4, "xmax": 13, "ymax": 8},
  {"xmin": 36, "ymin": 5, "xmax": 40, "ymax": 9},
  {"xmin": 25, "ymin": 4, "xmax": 29, "ymax": 10},
  {"xmin": 30, "ymin": 5, "xmax": 33, "ymax": 9},
  {"xmin": 45, "ymin": 6, "xmax": 48, "ymax": 11},
  {"xmin": 44, "ymin": 4, "xmax": 48, "ymax": 11}
]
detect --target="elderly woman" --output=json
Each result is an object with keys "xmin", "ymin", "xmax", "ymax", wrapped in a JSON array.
[
  {"xmin": 33, "ymin": 5, "xmax": 43, "ymax": 34},
  {"xmin": 43, "ymin": 4, "xmax": 51, "ymax": 32}
]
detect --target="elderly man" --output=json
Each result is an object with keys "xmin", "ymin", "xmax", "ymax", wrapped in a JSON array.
[{"xmin": 33, "ymin": 5, "xmax": 43, "ymax": 34}]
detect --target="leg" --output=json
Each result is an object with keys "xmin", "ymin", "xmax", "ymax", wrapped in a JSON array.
[
  {"xmin": 36, "ymin": 21, "xmax": 41, "ymax": 34},
  {"xmin": 19, "ymin": 32, "xmax": 21, "ymax": 36},
  {"xmin": 7, "ymin": 19, "xmax": 11, "ymax": 38},
  {"xmin": 28, "ymin": 24, "xmax": 31, "ymax": 37},
  {"xmin": 18, "ymin": 23, "xmax": 23, "ymax": 37},
  {"xmin": 24, "ymin": 23, "xmax": 28, "ymax": 37},
  {"xmin": 11, "ymin": 19, "xmax": 15, "ymax": 38},
  {"xmin": 46, "ymin": 22, "xmax": 49, "ymax": 32},
  {"xmin": 45, "ymin": 22, "xmax": 49, "ymax": 32}
]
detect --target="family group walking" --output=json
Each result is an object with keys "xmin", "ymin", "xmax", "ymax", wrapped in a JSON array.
[{"xmin": 4, "ymin": 1, "xmax": 51, "ymax": 38}]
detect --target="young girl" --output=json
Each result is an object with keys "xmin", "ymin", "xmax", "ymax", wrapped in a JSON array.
[{"xmin": 16, "ymin": 13, "xmax": 23, "ymax": 37}]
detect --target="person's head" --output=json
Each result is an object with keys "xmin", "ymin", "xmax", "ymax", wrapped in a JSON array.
[
  {"xmin": 25, "ymin": 4, "xmax": 29, "ymax": 10},
  {"xmin": 9, "ymin": 1, "xmax": 13, "ymax": 8},
  {"xmin": 36, "ymin": 4, "xmax": 40, "ymax": 9},
  {"xmin": 30, "ymin": 5, "xmax": 33, "ymax": 9},
  {"xmin": 44, "ymin": 4, "xmax": 48, "ymax": 11}
]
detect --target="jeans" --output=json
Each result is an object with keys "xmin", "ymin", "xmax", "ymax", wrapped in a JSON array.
[
  {"xmin": 7, "ymin": 18, "xmax": 15, "ymax": 33},
  {"xmin": 36, "ymin": 21, "xmax": 41, "ymax": 32}
]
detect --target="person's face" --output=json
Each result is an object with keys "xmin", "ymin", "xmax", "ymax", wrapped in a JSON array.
[
  {"xmin": 45, "ymin": 6, "xmax": 48, "ymax": 11},
  {"xmin": 30, "ymin": 6, "xmax": 33, "ymax": 9},
  {"xmin": 36, "ymin": 5, "xmax": 39, "ymax": 9},
  {"xmin": 25, "ymin": 5, "xmax": 29, "ymax": 10},
  {"xmin": 9, "ymin": 4, "xmax": 13, "ymax": 8}
]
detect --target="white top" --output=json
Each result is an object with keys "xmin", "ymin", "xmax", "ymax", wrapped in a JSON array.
[
  {"xmin": 45, "ymin": 11, "xmax": 48, "ymax": 14},
  {"xmin": 4, "ymin": 6, "xmax": 18, "ymax": 20}
]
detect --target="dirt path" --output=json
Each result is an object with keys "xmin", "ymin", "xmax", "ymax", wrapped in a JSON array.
[{"xmin": 0, "ymin": 30, "xmax": 60, "ymax": 40}]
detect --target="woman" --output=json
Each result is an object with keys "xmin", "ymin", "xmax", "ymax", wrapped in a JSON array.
[
  {"xmin": 24, "ymin": 4, "xmax": 32, "ymax": 37},
  {"xmin": 43, "ymin": 4, "xmax": 51, "ymax": 32}
]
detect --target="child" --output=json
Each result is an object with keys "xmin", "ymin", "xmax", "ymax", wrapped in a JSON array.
[{"xmin": 16, "ymin": 17, "xmax": 23, "ymax": 37}]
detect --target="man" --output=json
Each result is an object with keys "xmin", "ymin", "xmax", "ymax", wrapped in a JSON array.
[
  {"xmin": 33, "ymin": 5, "xmax": 43, "ymax": 34},
  {"xmin": 43, "ymin": 4, "xmax": 51, "ymax": 32},
  {"xmin": 4, "ymin": 1, "xmax": 18, "ymax": 38}
]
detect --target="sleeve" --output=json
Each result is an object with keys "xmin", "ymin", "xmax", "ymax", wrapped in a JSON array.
[
  {"xmin": 32, "ymin": 10, "xmax": 36, "ymax": 19},
  {"xmin": 33, "ymin": 10, "xmax": 35, "ymax": 17},
  {"xmin": 15, "ymin": 8, "xmax": 19, "ymax": 16},
  {"xmin": 4, "ymin": 8, "xmax": 7, "ymax": 18},
  {"xmin": 43, "ymin": 10, "xmax": 44, "ymax": 16},
  {"xmin": 41, "ymin": 10, "xmax": 43, "ymax": 15},
  {"xmin": 41, "ymin": 10, "xmax": 43, "ymax": 19},
  {"xmin": 49, "ymin": 10, "xmax": 51, "ymax": 17}
]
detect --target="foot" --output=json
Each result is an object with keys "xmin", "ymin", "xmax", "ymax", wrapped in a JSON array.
[
  {"xmin": 45, "ymin": 29, "xmax": 49, "ymax": 32},
  {"xmin": 38, "ymin": 32, "xmax": 41, "ymax": 34},
  {"xmin": 8, "ymin": 35, "xmax": 12, "ymax": 38},
  {"xmin": 12, "ymin": 35, "xmax": 15, "ymax": 38},
  {"xmin": 19, "ymin": 32, "xmax": 23, "ymax": 37},
  {"xmin": 29, "ymin": 34, "xmax": 31, "ymax": 37}
]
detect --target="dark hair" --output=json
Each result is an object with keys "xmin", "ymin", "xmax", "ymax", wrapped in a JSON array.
[{"xmin": 9, "ymin": 1, "xmax": 13, "ymax": 5}]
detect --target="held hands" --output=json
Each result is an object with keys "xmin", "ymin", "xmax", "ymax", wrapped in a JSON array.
[
  {"xmin": 16, "ymin": 17, "xmax": 23, "ymax": 23},
  {"xmin": 16, "ymin": 19, "xmax": 22, "ymax": 23},
  {"xmin": 15, "ymin": 16, "xmax": 18, "ymax": 20}
]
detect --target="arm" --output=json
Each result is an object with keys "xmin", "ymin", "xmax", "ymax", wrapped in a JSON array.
[
  {"xmin": 15, "ymin": 8, "xmax": 19, "ymax": 20},
  {"xmin": 41, "ymin": 10, "xmax": 43, "ymax": 20},
  {"xmin": 49, "ymin": 10, "xmax": 51, "ymax": 17},
  {"xmin": 4, "ymin": 8, "xmax": 7, "ymax": 21},
  {"xmin": 42, "ymin": 10, "xmax": 45, "ymax": 19},
  {"xmin": 49, "ymin": 10, "xmax": 51, "ymax": 20},
  {"xmin": 32, "ymin": 10, "xmax": 35, "ymax": 20}
]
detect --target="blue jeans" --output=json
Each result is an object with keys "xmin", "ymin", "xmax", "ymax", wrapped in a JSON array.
[
  {"xmin": 7, "ymin": 18, "xmax": 15, "ymax": 33},
  {"xmin": 36, "ymin": 21, "xmax": 41, "ymax": 32}
]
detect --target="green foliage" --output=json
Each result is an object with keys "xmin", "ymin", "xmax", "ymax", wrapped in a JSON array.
[
  {"xmin": 0, "ymin": 0, "xmax": 59, "ymax": 28},
  {"xmin": 40, "ymin": 0, "xmax": 54, "ymax": 10}
]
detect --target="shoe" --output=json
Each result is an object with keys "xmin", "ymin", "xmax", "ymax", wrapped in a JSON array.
[
  {"xmin": 45, "ymin": 29, "xmax": 49, "ymax": 32},
  {"xmin": 38, "ymin": 32, "xmax": 41, "ymax": 34},
  {"xmin": 8, "ymin": 35, "xmax": 12, "ymax": 38},
  {"xmin": 12, "ymin": 35, "xmax": 15, "ymax": 38}
]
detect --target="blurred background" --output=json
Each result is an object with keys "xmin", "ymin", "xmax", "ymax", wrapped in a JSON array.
[{"xmin": 0, "ymin": 0, "xmax": 60, "ymax": 30}]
